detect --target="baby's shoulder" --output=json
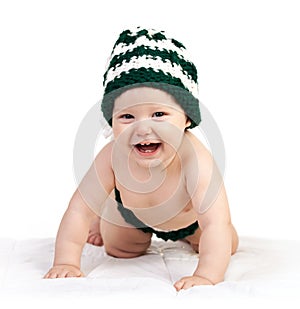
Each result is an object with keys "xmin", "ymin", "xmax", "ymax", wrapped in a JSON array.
[
  {"xmin": 94, "ymin": 140, "xmax": 114, "ymax": 167},
  {"xmin": 183, "ymin": 131, "xmax": 212, "ymax": 162},
  {"xmin": 182, "ymin": 131, "xmax": 214, "ymax": 176}
]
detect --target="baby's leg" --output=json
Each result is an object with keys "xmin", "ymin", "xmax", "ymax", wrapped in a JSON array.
[
  {"xmin": 100, "ymin": 218, "xmax": 152, "ymax": 258},
  {"xmin": 183, "ymin": 224, "xmax": 239, "ymax": 254},
  {"xmin": 183, "ymin": 228, "xmax": 202, "ymax": 253},
  {"xmin": 87, "ymin": 217, "xmax": 103, "ymax": 246}
]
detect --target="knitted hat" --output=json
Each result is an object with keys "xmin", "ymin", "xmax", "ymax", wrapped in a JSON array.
[{"xmin": 101, "ymin": 27, "xmax": 201, "ymax": 129}]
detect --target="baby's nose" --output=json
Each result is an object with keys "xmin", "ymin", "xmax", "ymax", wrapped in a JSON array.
[{"xmin": 135, "ymin": 119, "xmax": 153, "ymax": 136}]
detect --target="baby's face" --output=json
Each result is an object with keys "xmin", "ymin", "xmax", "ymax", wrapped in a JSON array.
[{"xmin": 112, "ymin": 87, "xmax": 191, "ymax": 168}]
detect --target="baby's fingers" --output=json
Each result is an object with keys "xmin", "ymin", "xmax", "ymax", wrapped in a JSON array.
[
  {"xmin": 174, "ymin": 276, "xmax": 213, "ymax": 291},
  {"xmin": 174, "ymin": 282, "xmax": 183, "ymax": 291},
  {"xmin": 44, "ymin": 266, "xmax": 84, "ymax": 279},
  {"xmin": 44, "ymin": 270, "xmax": 59, "ymax": 279},
  {"xmin": 65, "ymin": 270, "xmax": 84, "ymax": 278},
  {"xmin": 174, "ymin": 278, "xmax": 191, "ymax": 291}
]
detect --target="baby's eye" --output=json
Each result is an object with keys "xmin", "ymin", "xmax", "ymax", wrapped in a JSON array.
[
  {"xmin": 153, "ymin": 112, "xmax": 165, "ymax": 117},
  {"xmin": 120, "ymin": 114, "xmax": 134, "ymax": 119}
]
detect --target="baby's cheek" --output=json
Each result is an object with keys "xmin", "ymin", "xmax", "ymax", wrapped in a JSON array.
[{"xmin": 153, "ymin": 122, "xmax": 185, "ymax": 150}]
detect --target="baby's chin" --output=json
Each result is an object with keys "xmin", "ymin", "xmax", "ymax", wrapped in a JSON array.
[
  {"xmin": 134, "ymin": 158, "xmax": 163, "ymax": 169},
  {"xmin": 130, "ymin": 147, "xmax": 178, "ymax": 171}
]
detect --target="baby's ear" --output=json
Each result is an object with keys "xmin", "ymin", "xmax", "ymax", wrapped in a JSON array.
[{"xmin": 185, "ymin": 117, "xmax": 192, "ymax": 128}]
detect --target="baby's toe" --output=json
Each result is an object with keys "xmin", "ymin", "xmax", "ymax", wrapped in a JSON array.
[{"xmin": 87, "ymin": 234, "xmax": 103, "ymax": 246}]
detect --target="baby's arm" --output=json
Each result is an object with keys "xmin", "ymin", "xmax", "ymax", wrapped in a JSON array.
[
  {"xmin": 44, "ymin": 190, "xmax": 96, "ymax": 278},
  {"xmin": 174, "ymin": 182, "xmax": 234, "ymax": 289},
  {"xmin": 175, "ymin": 138, "xmax": 236, "ymax": 289},
  {"xmin": 44, "ymin": 143, "xmax": 114, "ymax": 278},
  {"xmin": 192, "ymin": 183, "xmax": 233, "ymax": 283}
]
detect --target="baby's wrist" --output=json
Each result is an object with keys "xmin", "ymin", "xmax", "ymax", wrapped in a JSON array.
[
  {"xmin": 193, "ymin": 269, "xmax": 224, "ymax": 285},
  {"xmin": 193, "ymin": 274, "xmax": 215, "ymax": 285},
  {"xmin": 53, "ymin": 261, "xmax": 80, "ymax": 269}
]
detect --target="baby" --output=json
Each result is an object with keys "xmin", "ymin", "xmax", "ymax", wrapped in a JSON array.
[{"xmin": 44, "ymin": 27, "xmax": 238, "ymax": 291}]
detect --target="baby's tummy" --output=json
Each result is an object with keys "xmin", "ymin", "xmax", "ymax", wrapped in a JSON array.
[
  {"xmin": 153, "ymin": 209, "xmax": 198, "ymax": 232},
  {"xmin": 132, "ymin": 203, "xmax": 198, "ymax": 232}
]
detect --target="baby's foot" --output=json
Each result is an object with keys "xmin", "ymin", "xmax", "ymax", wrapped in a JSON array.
[{"xmin": 87, "ymin": 218, "xmax": 103, "ymax": 246}]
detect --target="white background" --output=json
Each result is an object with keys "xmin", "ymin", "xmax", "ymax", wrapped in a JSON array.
[{"xmin": 0, "ymin": 0, "xmax": 299, "ymax": 240}]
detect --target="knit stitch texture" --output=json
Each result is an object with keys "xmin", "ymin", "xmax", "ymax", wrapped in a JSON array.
[{"xmin": 101, "ymin": 27, "xmax": 201, "ymax": 128}]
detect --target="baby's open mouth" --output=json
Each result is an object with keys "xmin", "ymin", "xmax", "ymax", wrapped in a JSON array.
[{"xmin": 134, "ymin": 142, "xmax": 162, "ymax": 154}]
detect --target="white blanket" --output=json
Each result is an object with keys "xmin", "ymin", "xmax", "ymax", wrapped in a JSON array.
[{"xmin": 1, "ymin": 236, "xmax": 300, "ymax": 307}]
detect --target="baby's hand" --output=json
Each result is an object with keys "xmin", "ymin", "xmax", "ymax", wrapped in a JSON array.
[
  {"xmin": 174, "ymin": 275, "xmax": 213, "ymax": 291},
  {"xmin": 44, "ymin": 264, "xmax": 84, "ymax": 279}
]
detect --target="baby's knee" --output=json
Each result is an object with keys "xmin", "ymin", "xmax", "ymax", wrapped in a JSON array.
[
  {"xmin": 231, "ymin": 225, "xmax": 239, "ymax": 255},
  {"xmin": 104, "ymin": 238, "xmax": 151, "ymax": 259},
  {"xmin": 104, "ymin": 242, "xmax": 149, "ymax": 259}
]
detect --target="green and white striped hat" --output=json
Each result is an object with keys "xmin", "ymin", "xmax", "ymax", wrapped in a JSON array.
[{"xmin": 101, "ymin": 27, "xmax": 201, "ymax": 128}]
